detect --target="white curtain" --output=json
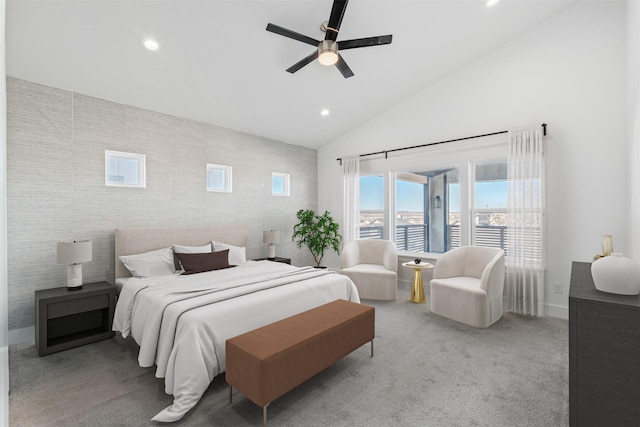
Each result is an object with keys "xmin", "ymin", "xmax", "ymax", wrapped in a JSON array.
[
  {"xmin": 342, "ymin": 157, "xmax": 360, "ymax": 245},
  {"xmin": 506, "ymin": 128, "xmax": 546, "ymax": 316}
]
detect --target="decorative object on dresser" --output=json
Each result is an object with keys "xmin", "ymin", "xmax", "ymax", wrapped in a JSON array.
[
  {"xmin": 569, "ymin": 261, "xmax": 640, "ymax": 426},
  {"xmin": 591, "ymin": 253, "xmax": 640, "ymax": 295},
  {"xmin": 593, "ymin": 233, "xmax": 614, "ymax": 260},
  {"xmin": 226, "ymin": 299, "xmax": 375, "ymax": 427},
  {"xmin": 35, "ymin": 281, "xmax": 115, "ymax": 356},
  {"xmin": 292, "ymin": 209, "xmax": 342, "ymax": 267},
  {"xmin": 56, "ymin": 240, "xmax": 92, "ymax": 290},
  {"xmin": 263, "ymin": 229, "xmax": 280, "ymax": 259}
]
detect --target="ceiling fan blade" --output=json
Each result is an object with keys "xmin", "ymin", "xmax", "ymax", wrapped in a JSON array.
[
  {"xmin": 335, "ymin": 54, "xmax": 354, "ymax": 79},
  {"xmin": 338, "ymin": 35, "xmax": 393, "ymax": 50},
  {"xmin": 266, "ymin": 23, "xmax": 319, "ymax": 47},
  {"xmin": 325, "ymin": 0, "xmax": 348, "ymax": 42},
  {"xmin": 286, "ymin": 51, "xmax": 319, "ymax": 74}
]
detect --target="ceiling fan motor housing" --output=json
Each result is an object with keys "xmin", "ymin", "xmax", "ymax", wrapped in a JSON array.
[{"xmin": 318, "ymin": 40, "xmax": 339, "ymax": 65}]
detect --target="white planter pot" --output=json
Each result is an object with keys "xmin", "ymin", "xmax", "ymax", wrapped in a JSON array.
[{"xmin": 591, "ymin": 254, "xmax": 640, "ymax": 295}]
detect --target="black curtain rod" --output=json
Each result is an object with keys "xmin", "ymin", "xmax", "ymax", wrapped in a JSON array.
[{"xmin": 337, "ymin": 123, "xmax": 548, "ymax": 165}]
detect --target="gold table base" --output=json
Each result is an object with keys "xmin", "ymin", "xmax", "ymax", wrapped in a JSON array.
[
  {"xmin": 410, "ymin": 268, "xmax": 425, "ymax": 303},
  {"xmin": 402, "ymin": 261, "xmax": 433, "ymax": 304}
]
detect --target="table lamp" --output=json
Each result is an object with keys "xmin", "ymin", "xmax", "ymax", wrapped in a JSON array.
[
  {"xmin": 57, "ymin": 240, "xmax": 92, "ymax": 290},
  {"xmin": 263, "ymin": 230, "xmax": 280, "ymax": 259}
]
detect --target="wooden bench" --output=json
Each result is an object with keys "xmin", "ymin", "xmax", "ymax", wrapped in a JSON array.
[{"xmin": 226, "ymin": 299, "xmax": 375, "ymax": 426}]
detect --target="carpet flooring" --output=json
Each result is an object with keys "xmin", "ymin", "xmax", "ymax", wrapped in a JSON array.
[{"xmin": 8, "ymin": 294, "xmax": 569, "ymax": 426}]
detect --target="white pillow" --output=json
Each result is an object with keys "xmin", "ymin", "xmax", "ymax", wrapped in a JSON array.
[
  {"xmin": 172, "ymin": 243, "xmax": 213, "ymax": 270},
  {"xmin": 119, "ymin": 247, "xmax": 176, "ymax": 278},
  {"xmin": 172, "ymin": 243, "xmax": 213, "ymax": 254},
  {"xmin": 212, "ymin": 241, "xmax": 246, "ymax": 265}
]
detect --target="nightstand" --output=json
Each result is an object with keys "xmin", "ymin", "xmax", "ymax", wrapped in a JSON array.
[
  {"xmin": 35, "ymin": 281, "xmax": 116, "ymax": 356},
  {"xmin": 253, "ymin": 257, "xmax": 292, "ymax": 265}
]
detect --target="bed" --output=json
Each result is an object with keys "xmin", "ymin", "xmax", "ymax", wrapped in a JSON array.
[{"xmin": 111, "ymin": 225, "xmax": 360, "ymax": 422}]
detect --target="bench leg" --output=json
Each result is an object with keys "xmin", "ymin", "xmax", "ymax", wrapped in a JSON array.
[
  {"xmin": 371, "ymin": 339, "xmax": 374, "ymax": 357},
  {"xmin": 263, "ymin": 403, "xmax": 269, "ymax": 427},
  {"xmin": 228, "ymin": 385, "xmax": 233, "ymax": 404}
]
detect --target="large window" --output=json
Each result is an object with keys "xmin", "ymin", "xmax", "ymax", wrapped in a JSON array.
[
  {"xmin": 473, "ymin": 161, "xmax": 508, "ymax": 251},
  {"xmin": 394, "ymin": 168, "xmax": 460, "ymax": 254},
  {"xmin": 359, "ymin": 175, "xmax": 384, "ymax": 239},
  {"xmin": 358, "ymin": 155, "xmax": 509, "ymax": 256}
]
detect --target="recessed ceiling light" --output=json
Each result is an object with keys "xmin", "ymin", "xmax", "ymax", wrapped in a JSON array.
[
  {"xmin": 486, "ymin": 0, "xmax": 501, "ymax": 7},
  {"xmin": 141, "ymin": 38, "xmax": 160, "ymax": 51},
  {"xmin": 320, "ymin": 109, "xmax": 330, "ymax": 116}
]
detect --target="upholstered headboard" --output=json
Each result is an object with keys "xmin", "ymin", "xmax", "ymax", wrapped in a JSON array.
[{"xmin": 114, "ymin": 224, "xmax": 248, "ymax": 279}]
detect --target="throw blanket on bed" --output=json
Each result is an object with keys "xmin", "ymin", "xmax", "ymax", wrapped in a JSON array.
[{"xmin": 112, "ymin": 261, "xmax": 360, "ymax": 422}]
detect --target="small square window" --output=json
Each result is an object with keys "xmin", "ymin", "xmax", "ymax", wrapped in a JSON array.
[
  {"xmin": 207, "ymin": 164, "xmax": 232, "ymax": 193},
  {"xmin": 105, "ymin": 150, "xmax": 146, "ymax": 188},
  {"xmin": 272, "ymin": 172, "xmax": 290, "ymax": 196}
]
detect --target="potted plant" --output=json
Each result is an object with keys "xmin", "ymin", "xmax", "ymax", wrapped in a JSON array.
[{"xmin": 292, "ymin": 209, "xmax": 342, "ymax": 268}]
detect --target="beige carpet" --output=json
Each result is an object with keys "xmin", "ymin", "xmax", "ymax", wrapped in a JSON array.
[{"xmin": 9, "ymin": 294, "xmax": 568, "ymax": 426}]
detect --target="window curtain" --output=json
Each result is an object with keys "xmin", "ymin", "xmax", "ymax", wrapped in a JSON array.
[
  {"xmin": 342, "ymin": 157, "xmax": 360, "ymax": 245},
  {"xmin": 506, "ymin": 128, "xmax": 546, "ymax": 316}
]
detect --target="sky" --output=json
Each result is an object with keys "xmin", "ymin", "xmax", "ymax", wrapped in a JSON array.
[{"xmin": 360, "ymin": 176, "xmax": 507, "ymax": 212}]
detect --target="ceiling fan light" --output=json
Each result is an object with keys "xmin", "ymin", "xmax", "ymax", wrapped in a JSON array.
[{"xmin": 318, "ymin": 40, "xmax": 339, "ymax": 66}]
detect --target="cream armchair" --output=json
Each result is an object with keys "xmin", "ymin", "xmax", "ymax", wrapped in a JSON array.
[
  {"xmin": 340, "ymin": 239, "xmax": 398, "ymax": 301},
  {"xmin": 430, "ymin": 246, "xmax": 505, "ymax": 328}
]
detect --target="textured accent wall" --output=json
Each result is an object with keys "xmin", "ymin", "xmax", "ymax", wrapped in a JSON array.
[{"xmin": 6, "ymin": 77, "xmax": 318, "ymax": 330}]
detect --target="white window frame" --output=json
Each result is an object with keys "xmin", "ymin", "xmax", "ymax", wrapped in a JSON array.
[
  {"xmin": 105, "ymin": 150, "xmax": 146, "ymax": 188},
  {"xmin": 471, "ymin": 159, "xmax": 508, "ymax": 250},
  {"xmin": 206, "ymin": 163, "xmax": 233, "ymax": 193},
  {"xmin": 358, "ymin": 136, "xmax": 508, "ymax": 258},
  {"xmin": 272, "ymin": 172, "xmax": 290, "ymax": 196}
]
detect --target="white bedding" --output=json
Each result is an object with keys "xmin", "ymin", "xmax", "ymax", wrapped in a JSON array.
[{"xmin": 112, "ymin": 260, "xmax": 360, "ymax": 422}]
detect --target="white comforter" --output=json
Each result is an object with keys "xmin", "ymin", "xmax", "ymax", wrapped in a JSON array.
[{"xmin": 112, "ymin": 261, "xmax": 360, "ymax": 422}]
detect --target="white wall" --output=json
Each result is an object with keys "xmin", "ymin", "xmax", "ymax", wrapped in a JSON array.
[
  {"xmin": 318, "ymin": 1, "xmax": 627, "ymax": 317},
  {"xmin": 628, "ymin": 0, "xmax": 640, "ymax": 262}
]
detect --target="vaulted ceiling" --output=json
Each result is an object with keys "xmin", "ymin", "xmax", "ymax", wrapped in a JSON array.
[{"xmin": 6, "ymin": 0, "xmax": 577, "ymax": 149}]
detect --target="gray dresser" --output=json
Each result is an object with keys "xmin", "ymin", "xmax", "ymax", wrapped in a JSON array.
[{"xmin": 569, "ymin": 261, "xmax": 640, "ymax": 426}]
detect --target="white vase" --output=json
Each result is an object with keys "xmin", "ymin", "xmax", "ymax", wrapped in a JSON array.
[{"xmin": 591, "ymin": 253, "xmax": 640, "ymax": 295}]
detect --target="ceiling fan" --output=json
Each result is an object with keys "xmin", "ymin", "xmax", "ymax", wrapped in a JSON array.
[{"xmin": 266, "ymin": 0, "xmax": 392, "ymax": 78}]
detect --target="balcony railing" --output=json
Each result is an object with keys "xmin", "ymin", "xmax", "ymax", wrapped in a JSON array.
[
  {"xmin": 396, "ymin": 224, "xmax": 428, "ymax": 252},
  {"xmin": 359, "ymin": 223, "xmax": 541, "ymax": 260},
  {"xmin": 359, "ymin": 226, "xmax": 384, "ymax": 240},
  {"xmin": 360, "ymin": 224, "xmax": 430, "ymax": 252}
]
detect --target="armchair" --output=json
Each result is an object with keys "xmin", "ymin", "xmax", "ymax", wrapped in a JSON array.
[
  {"xmin": 340, "ymin": 239, "xmax": 398, "ymax": 301},
  {"xmin": 430, "ymin": 246, "xmax": 505, "ymax": 328}
]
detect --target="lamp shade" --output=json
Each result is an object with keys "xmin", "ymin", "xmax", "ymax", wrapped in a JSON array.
[
  {"xmin": 263, "ymin": 230, "xmax": 281, "ymax": 245},
  {"xmin": 57, "ymin": 240, "xmax": 92, "ymax": 265}
]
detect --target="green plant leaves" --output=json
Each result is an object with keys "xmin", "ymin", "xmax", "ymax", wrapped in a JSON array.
[{"xmin": 291, "ymin": 209, "xmax": 342, "ymax": 267}]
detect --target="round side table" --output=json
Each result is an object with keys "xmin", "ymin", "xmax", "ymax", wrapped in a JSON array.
[{"xmin": 402, "ymin": 261, "xmax": 435, "ymax": 303}]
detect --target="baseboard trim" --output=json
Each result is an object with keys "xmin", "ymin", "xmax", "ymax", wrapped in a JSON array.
[
  {"xmin": 545, "ymin": 303, "xmax": 568, "ymax": 320},
  {"xmin": 8, "ymin": 326, "xmax": 34, "ymax": 345}
]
